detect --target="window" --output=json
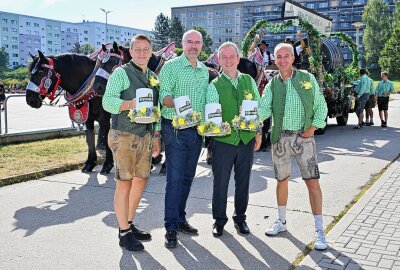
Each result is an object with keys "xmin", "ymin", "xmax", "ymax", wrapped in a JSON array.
[
  {"xmin": 96, "ymin": 42, "xmax": 101, "ymax": 45},
  {"xmin": 225, "ymin": 19, "xmax": 232, "ymax": 25},
  {"xmin": 225, "ymin": 9, "xmax": 233, "ymax": 16},
  {"xmin": 84, "ymin": 30, "xmax": 88, "ymax": 34},
  {"xmin": 73, "ymin": 29, "xmax": 77, "ymax": 32},
  {"xmin": 215, "ymin": 19, "xmax": 222, "ymax": 25},
  {"xmin": 11, "ymin": 20, "xmax": 17, "ymax": 25},
  {"xmin": 26, "ymin": 22, "xmax": 31, "ymax": 26},
  {"xmin": 26, "ymin": 30, "xmax": 31, "ymax": 34},
  {"xmin": 255, "ymin": 7, "xmax": 263, "ymax": 13},
  {"xmin": 47, "ymin": 25, "xmax": 52, "ymax": 30},
  {"xmin": 198, "ymin": 11, "xmax": 206, "ymax": 17},
  {"xmin": 225, "ymin": 37, "xmax": 232, "ymax": 42},
  {"xmin": 54, "ymin": 34, "xmax": 60, "ymax": 38},
  {"xmin": 2, "ymin": 27, "xmax": 8, "ymax": 31},
  {"xmin": 189, "ymin": 12, "xmax": 195, "ymax": 18},
  {"xmin": 67, "ymin": 28, "xmax": 70, "ymax": 32},
  {"xmin": 13, "ymin": 62, "xmax": 19, "ymax": 66},
  {"xmin": 236, "ymin": 9, "xmax": 241, "ymax": 16},
  {"xmin": 215, "ymin": 10, "xmax": 222, "ymax": 16},
  {"xmin": 12, "ymin": 37, "xmax": 17, "ymax": 42},
  {"xmin": 34, "ymin": 39, "xmax": 40, "ymax": 44},
  {"xmin": 55, "ymin": 49, "xmax": 60, "ymax": 53},
  {"xmin": 319, "ymin": 2, "xmax": 328, "ymax": 8},
  {"xmin": 34, "ymin": 31, "xmax": 39, "ymax": 35},
  {"xmin": 54, "ymin": 26, "xmax": 59, "ymax": 31},
  {"xmin": 34, "ymin": 23, "xmax": 39, "ymax": 27},
  {"xmin": 84, "ymin": 37, "xmax": 88, "ymax": 41},
  {"xmin": 2, "ymin": 19, "xmax": 8, "ymax": 23},
  {"xmin": 225, "ymin": 28, "xmax": 232, "ymax": 33},
  {"xmin": 214, "ymin": 29, "xmax": 221, "ymax": 34},
  {"xmin": 48, "ymin": 48, "xmax": 53, "ymax": 52},
  {"xmin": 48, "ymin": 41, "xmax": 52, "ymax": 45},
  {"xmin": 2, "ymin": 36, "xmax": 8, "ymax": 41},
  {"xmin": 54, "ymin": 42, "xmax": 59, "ymax": 46},
  {"xmin": 11, "ymin": 28, "xmax": 17, "ymax": 32},
  {"xmin": 11, "ymin": 45, "xmax": 18, "ymax": 49},
  {"xmin": 67, "ymin": 42, "xmax": 71, "ymax": 46},
  {"xmin": 47, "ymin": 33, "xmax": 52, "ymax": 38},
  {"xmin": 12, "ymin": 53, "xmax": 18, "ymax": 57}
]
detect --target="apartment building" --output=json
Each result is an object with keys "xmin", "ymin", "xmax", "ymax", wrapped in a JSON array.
[
  {"xmin": 0, "ymin": 11, "xmax": 152, "ymax": 67},
  {"xmin": 172, "ymin": 0, "xmax": 398, "ymax": 64}
]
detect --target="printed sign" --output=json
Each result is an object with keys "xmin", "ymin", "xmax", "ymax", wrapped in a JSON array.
[
  {"xmin": 205, "ymin": 103, "xmax": 222, "ymax": 125},
  {"xmin": 174, "ymin": 96, "xmax": 193, "ymax": 116},
  {"xmin": 241, "ymin": 100, "xmax": 258, "ymax": 120},
  {"xmin": 136, "ymin": 88, "xmax": 153, "ymax": 110}
]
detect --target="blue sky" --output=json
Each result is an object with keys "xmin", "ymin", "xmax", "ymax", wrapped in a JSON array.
[{"xmin": 2, "ymin": 0, "xmax": 249, "ymax": 30}]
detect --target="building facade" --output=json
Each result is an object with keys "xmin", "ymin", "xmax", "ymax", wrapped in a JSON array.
[
  {"xmin": 0, "ymin": 11, "xmax": 152, "ymax": 67},
  {"xmin": 172, "ymin": 0, "xmax": 398, "ymax": 64}
]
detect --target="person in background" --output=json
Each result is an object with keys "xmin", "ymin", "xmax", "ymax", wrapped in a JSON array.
[
  {"xmin": 353, "ymin": 68, "xmax": 371, "ymax": 129},
  {"xmin": 375, "ymin": 71, "xmax": 395, "ymax": 128}
]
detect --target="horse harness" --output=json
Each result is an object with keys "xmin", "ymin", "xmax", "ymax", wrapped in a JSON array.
[{"xmin": 95, "ymin": 49, "xmax": 125, "ymax": 80}]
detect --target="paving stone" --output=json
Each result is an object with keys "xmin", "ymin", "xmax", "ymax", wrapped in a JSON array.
[
  {"xmin": 317, "ymin": 262, "xmax": 345, "ymax": 270},
  {"xmin": 378, "ymin": 259, "xmax": 394, "ymax": 269},
  {"xmin": 355, "ymin": 247, "xmax": 370, "ymax": 256},
  {"xmin": 376, "ymin": 238, "xmax": 390, "ymax": 247},
  {"xmin": 336, "ymin": 236, "xmax": 351, "ymax": 245},
  {"xmin": 345, "ymin": 241, "xmax": 361, "ymax": 250},
  {"xmin": 334, "ymin": 255, "xmax": 351, "ymax": 266},
  {"xmin": 365, "ymin": 233, "xmax": 379, "ymax": 242},
  {"xmin": 386, "ymin": 243, "xmax": 400, "ymax": 252},
  {"xmin": 365, "ymin": 252, "xmax": 381, "ymax": 263},
  {"xmin": 383, "ymin": 226, "xmax": 396, "ymax": 235}
]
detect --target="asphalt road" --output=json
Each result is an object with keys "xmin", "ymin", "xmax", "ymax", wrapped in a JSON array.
[{"xmin": 0, "ymin": 95, "xmax": 399, "ymax": 269}]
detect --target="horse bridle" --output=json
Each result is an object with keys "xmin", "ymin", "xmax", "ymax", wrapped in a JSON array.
[
  {"xmin": 27, "ymin": 58, "xmax": 62, "ymax": 102},
  {"xmin": 95, "ymin": 49, "xmax": 125, "ymax": 80}
]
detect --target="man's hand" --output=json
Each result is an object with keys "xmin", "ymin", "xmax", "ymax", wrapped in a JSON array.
[
  {"xmin": 162, "ymin": 96, "xmax": 175, "ymax": 108},
  {"xmin": 254, "ymin": 134, "xmax": 262, "ymax": 151},
  {"xmin": 152, "ymin": 137, "xmax": 161, "ymax": 158},
  {"xmin": 301, "ymin": 126, "xmax": 316, "ymax": 138}
]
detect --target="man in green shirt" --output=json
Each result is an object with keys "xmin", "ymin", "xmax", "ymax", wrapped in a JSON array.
[
  {"xmin": 364, "ymin": 76, "xmax": 376, "ymax": 126},
  {"xmin": 258, "ymin": 43, "xmax": 328, "ymax": 250},
  {"xmin": 159, "ymin": 29, "xmax": 209, "ymax": 248},
  {"xmin": 353, "ymin": 68, "xmax": 371, "ymax": 129},
  {"xmin": 376, "ymin": 71, "xmax": 395, "ymax": 127},
  {"xmin": 206, "ymin": 42, "xmax": 261, "ymax": 237},
  {"xmin": 102, "ymin": 34, "xmax": 161, "ymax": 251}
]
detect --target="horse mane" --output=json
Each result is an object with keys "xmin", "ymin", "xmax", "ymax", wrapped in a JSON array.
[{"xmin": 52, "ymin": 53, "xmax": 96, "ymax": 76}]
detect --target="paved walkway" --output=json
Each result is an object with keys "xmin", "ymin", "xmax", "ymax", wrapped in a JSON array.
[{"xmin": 297, "ymin": 158, "xmax": 400, "ymax": 270}]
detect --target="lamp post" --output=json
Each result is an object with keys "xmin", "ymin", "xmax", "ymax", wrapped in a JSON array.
[
  {"xmin": 100, "ymin": 8, "xmax": 112, "ymax": 42},
  {"xmin": 352, "ymin": 21, "xmax": 365, "ymax": 47}
]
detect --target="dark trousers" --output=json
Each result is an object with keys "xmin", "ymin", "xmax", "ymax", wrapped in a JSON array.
[
  {"xmin": 161, "ymin": 118, "xmax": 203, "ymax": 232},
  {"xmin": 211, "ymin": 139, "xmax": 255, "ymax": 226}
]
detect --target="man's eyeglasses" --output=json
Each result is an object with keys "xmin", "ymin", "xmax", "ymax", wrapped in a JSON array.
[
  {"xmin": 133, "ymin": 47, "xmax": 151, "ymax": 54},
  {"xmin": 186, "ymin": 40, "xmax": 202, "ymax": 46}
]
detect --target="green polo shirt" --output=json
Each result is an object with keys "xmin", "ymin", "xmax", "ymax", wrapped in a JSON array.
[
  {"xmin": 356, "ymin": 74, "xmax": 371, "ymax": 96},
  {"xmin": 375, "ymin": 80, "xmax": 394, "ymax": 97},
  {"xmin": 159, "ymin": 54, "xmax": 209, "ymax": 120}
]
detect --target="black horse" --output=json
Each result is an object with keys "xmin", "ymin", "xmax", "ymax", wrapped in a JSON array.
[
  {"xmin": 26, "ymin": 51, "xmax": 114, "ymax": 174},
  {"xmin": 203, "ymin": 57, "xmax": 258, "ymax": 80}
]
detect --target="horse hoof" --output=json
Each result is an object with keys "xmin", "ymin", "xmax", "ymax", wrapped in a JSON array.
[
  {"xmin": 82, "ymin": 163, "xmax": 96, "ymax": 173},
  {"xmin": 100, "ymin": 163, "xmax": 114, "ymax": 175},
  {"xmin": 96, "ymin": 143, "xmax": 106, "ymax": 150}
]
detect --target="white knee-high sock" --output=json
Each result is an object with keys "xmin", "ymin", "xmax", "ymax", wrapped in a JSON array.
[
  {"xmin": 314, "ymin": 215, "xmax": 323, "ymax": 232},
  {"xmin": 278, "ymin": 206, "xmax": 286, "ymax": 223}
]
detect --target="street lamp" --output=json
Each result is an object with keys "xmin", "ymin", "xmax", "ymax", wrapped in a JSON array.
[
  {"xmin": 100, "ymin": 8, "xmax": 112, "ymax": 42},
  {"xmin": 352, "ymin": 21, "xmax": 365, "ymax": 47}
]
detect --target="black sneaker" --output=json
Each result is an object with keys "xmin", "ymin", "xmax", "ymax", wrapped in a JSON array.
[
  {"xmin": 119, "ymin": 231, "xmax": 144, "ymax": 251},
  {"xmin": 365, "ymin": 122, "xmax": 373, "ymax": 126},
  {"xmin": 165, "ymin": 231, "xmax": 178, "ymax": 249},
  {"xmin": 131, "ymin": 224, "xmax": 151, "ymax": 241},
  {"xmin": 382, "ymin": 122, "xmax": 387, "ymax": 128},
  {"xmin": 361, "ymin": 121, "xmax": 366, "ymax": 126},
  {"xmin": 178, "ymin": 221, "xmax": 198, "ymax": 235},
  {"xmin": 353, "ymin": 125, "xmax": 362, "ymax": 129}
]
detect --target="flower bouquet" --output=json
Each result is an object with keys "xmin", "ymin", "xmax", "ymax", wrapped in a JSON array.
[
  {"xmin": 231, "ymin": 115, "xmax": 261, "ymax": 131},
  {"xmin": 172, "ymin": 111, "xmax": 202, "ymax": 129},
  {"xmin": 128, "ymin": 106, "xmax": 161, "ymax": 124},
  {"xmin": 197, "ymin": 121, "xmax": 231, "ymax": 137}
]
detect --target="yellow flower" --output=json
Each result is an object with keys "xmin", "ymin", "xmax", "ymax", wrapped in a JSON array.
[
  {"xmin": 148, "ymin": 76, "xmax": 159, "ymax": 87},
  {"xmin": 212, "ymin": 127, "xmax": 221, "ymax": 134},
  {"xmin": 248, "ymin": 124, "xmax": 256, "ymax": 130},
  {"xmin": 178, "ymin": 118, "xmax": 185, "ymax": 126},
  {"xmin": 240, "ymin": 122, "xmax": 246, "ymax": 129},
  {"xmin": 197, "ymin": 125, "xmax": 206, "ymax": 134},
  {"xmin": 244, "ymin": 90, "xmax": 253, "ymax": 100},
  {"xmin": 302, "ymin": 81, "xmax": 312, "ymax": 90},
  {"xmin": 140, "ymin": 107, "xmax": 147, "ymax": 114},
  {"xmin": 172, "ymin": 119, "xmax": 177, "ymax": 127}
]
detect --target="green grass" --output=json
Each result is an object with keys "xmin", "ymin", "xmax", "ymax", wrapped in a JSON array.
[
  {"xmin": 0, "ymin": 136, "xmax": 96, "ymax": 179},
  {"xmin": 373, "ymin": 80, "xmax": 400, "ymax": 93}
]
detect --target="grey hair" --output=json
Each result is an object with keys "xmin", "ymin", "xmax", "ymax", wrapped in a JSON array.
[
  {"xmin": 274, "ymin": 43, "xmax": 294, "ymax": 56},
  {"xmin": 218, "ymin": 42, "xmax": 240, "ymax": 59},
  {"xmin": 182, "ymin": 29, "xmax": 203, "ymax": 43}
]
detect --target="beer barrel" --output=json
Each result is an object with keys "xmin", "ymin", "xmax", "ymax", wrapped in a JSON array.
[{"xmin": 294, "ymin": 38, "xmax": 344, "ymax": 72}]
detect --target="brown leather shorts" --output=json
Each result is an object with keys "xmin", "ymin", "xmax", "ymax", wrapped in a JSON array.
[{"xmin": 108, "ymin": 129, "xmax": 152, "ymax": 181}]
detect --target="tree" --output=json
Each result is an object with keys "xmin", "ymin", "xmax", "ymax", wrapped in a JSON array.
[
  {"xmin": 69, "ymin": 42, "xmax": 82, "ymax": 53},
  {"xmin": 193, "ymin": 27, "xmax": 213, "ymax": 54},
  {"xmin": 152, "ymin": 13, "xmax": 171, "ymax": 51},
  {"xmin": 0, "ymin": 47, "xmax": 9, "ymax": 73},
  {"xmin": 362, "ymin": 0, "xmax": 392, "ymax": 68},
  {"xmin": 169, "ymin": 17, "xmax": 185, "ymax": 48},
  {"xmin": 80, "ymin": 44, "xmax": 95, "ymax": 55},
  {"xmin": 379, "ymin": 2, "xmax": 400, "ymax": 77}
]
